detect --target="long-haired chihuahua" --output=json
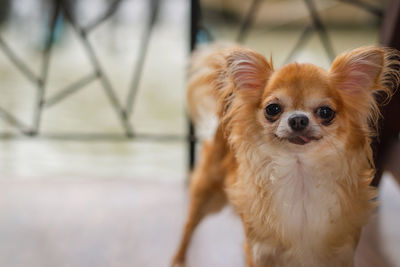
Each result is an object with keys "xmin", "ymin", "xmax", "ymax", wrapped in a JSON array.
[{"xmin": 172, "ymin": 43, "xmax": 400, "ymax": 267}]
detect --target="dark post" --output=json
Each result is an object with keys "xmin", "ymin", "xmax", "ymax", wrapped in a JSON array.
[
  {"xmin": 372, "ymin": 0, "xmax": 400, "ymax": 186},
  {"xmin": 188, "ymin": 0, "xmax": 201, "ymax": 170}
]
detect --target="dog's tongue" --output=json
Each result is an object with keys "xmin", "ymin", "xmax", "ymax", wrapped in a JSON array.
[
  {"xmin": 288, "ymin": 135, "xmax": 313, "ymax": 145},
  {"xmin": 298, "ymin": 135, "xmax": 310, "ymax": 143}
]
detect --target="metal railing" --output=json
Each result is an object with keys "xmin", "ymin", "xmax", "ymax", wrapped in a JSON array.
[{"xmin": 0, "ymin": 0, "xmax": 185, "ymax": 142}]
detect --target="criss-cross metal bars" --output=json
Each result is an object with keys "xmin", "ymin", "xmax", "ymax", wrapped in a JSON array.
[
  {"xmin": 236, "ymin": 0, "xmax": 383, "ymax": 63},
  {"xmin": 0, "ymin": 0, "xmax": 185, "ymax": 142}
]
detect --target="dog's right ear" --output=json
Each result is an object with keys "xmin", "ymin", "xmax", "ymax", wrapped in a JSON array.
[
  {"xmin": 227, "ymin": 48, "xmax": 273, "ymax": 94},
  {"xmin": 214, "ymin": 48, "xmax": 273, "ymax": 129},
  {"xmin": 215, "ymin": 48, "xmax": 273, "ymax": 117}
]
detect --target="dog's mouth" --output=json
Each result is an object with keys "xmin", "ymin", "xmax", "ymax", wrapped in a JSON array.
[
  {"xmin": 288, "ymin": 135, "xmax": 319, "ymax": 145},
  {"xmin": 276, "ymin": 134, "xmax": 321, "ymax": 145}
]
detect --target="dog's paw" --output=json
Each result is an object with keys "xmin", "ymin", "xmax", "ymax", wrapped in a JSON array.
[{"xmin": 171, "ymin": 258, "xmax": 186, "ymax": 267}]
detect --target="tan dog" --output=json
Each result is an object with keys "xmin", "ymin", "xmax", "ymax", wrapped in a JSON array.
[{"xmin": 172, "ymin": 44, "xmax": 400, "ymax": 267}]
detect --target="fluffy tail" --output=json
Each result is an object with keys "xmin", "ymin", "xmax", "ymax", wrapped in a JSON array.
[{"xmin": 187, "ymin": 42, "xmax": 238, "ymax": 139}]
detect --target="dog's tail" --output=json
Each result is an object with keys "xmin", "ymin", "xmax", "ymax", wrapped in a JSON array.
[{"xmin": 187, "ymin": 42, "xmax": 236, "ymax": 140}]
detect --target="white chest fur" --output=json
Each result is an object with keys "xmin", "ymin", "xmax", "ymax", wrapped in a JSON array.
[
  {"xmin": 235, "ymin": 148, "xmax": 350, "ymax": 265},
  {"xmin": 267, "ymin": 154, "xmax": 342, "ymax": 242},
  {"xmin": 244, "ymin": 152, "xmax": 352, "ymax": 266}
]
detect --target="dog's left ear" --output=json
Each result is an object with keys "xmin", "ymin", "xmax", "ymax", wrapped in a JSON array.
[
  {"xmin": 330, "ymin": 47, "xmax": 385, "ymax": 95},
  {"xmin": 330, "ymin": 46, "xmax": 400, "ymax": 120}
]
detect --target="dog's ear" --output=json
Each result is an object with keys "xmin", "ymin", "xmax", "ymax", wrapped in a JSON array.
[
  {"xmin": 228, "ymin": 48, "xmax": 273, "ymax": 92},
  {"xmin": 330, "ymin": 46, "xmax": 400, "ymax": 124},
  {"xmin": 330, "ymin": 47, "xmax": 385, "ymax": 95},
  {"xmin": 213, "ymin": 48, "xmax": 273, "ymax": 132},
  {"xmin": 214, "ymin": 48, "xmax": 273, "ymax": 119}
]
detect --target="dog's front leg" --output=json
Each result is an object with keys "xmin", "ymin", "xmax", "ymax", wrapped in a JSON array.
[
  {"xmin": 241, "ymin": 228, "xmax": 277, "ymax": 267},
  {"xmin": 243, "ymin": 241, "xmax": 254, "ymax": 267}
]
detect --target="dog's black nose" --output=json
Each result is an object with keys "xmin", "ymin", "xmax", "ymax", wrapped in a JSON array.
[{"xmin": 288, "ymin": 115, "xmax": 309, "ymax": 131}]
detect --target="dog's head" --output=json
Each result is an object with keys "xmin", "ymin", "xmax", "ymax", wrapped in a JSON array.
[{"xmin": 221, "ymin": 46, "xmax": 399, "ymax": 154}]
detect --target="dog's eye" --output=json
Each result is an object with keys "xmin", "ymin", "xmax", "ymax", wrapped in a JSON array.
[
  {"xmin": 265, "ymin": 104, "xmax": 282, "ymax": 117},
  {"xmin": 316, "ymin": 106, "xmax": 335, "ymax": 122}
]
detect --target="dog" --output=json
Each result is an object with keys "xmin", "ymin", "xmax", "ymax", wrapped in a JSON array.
[{"xmin": 172, "ymin": 43, "xmax": 400, "ymax": 267}]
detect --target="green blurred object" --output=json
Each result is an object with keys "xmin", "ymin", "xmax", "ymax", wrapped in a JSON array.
[{"xmin": 0, "ymin": 0, "xmax": 11, "ymax": 25}]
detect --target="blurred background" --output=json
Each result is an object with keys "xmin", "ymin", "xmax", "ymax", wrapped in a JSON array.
[{"xmin": 0, "ymin": 0, "xmax": 398, "ymax": 266}]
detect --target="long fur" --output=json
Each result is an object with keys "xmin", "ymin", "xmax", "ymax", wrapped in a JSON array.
[{"xmin": 173, "ymin": 44, "xmax": 400, "ymax": 267}]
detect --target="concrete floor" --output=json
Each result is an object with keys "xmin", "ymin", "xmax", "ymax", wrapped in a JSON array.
[{"xmin": 0, "ymin": 174, "xmax": 399, "ymax": 267}]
